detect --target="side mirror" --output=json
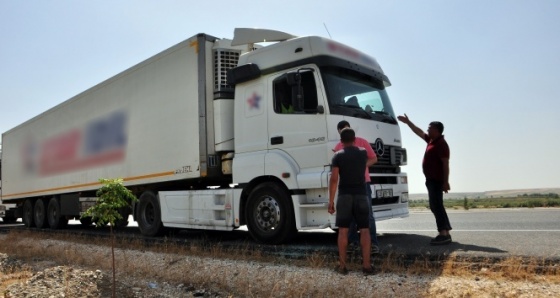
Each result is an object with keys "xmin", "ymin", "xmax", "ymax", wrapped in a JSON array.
[{"xmin": 316, "ymin": 105, "xmax": 325, "ymax": 114}]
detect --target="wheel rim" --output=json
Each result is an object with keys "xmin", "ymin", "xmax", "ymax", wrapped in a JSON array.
[{"xmin": 255, "ymin": 195, "xmax": 281, "ymax": 231}]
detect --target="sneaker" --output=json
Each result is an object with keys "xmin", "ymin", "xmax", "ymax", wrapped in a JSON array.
[
  {"xmin": 371, "ymin": 245, "xmax": 380, "ymax": 255},
  {"xmin": 362, "ymin": 265, "xmax": 377, "ymax": 276},
  {"xmin": 335, "ymin": 266, "xmax": 349, "ymax": 275},
  {"xmin": 430, "ymin": 235, "xmax": 452, "ymax": 245}
]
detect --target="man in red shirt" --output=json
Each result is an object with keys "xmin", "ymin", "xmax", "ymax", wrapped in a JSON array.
[{"xmin": 397, "ymin": 114, "xmax": 452, "ymax": 245}]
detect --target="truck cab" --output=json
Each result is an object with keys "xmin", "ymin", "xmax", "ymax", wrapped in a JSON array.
[{"xmin": 224, "ymin": 29, "xmax": 408, "ymax": 242}]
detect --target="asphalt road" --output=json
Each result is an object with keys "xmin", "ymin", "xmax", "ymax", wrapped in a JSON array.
[
  {"xmin": 2, "ymin": 208, "xmax": 559, "ymax": 260},
  {"xmin": 374, "ymin": 208, "xmax": 560, "ymax": 259}
]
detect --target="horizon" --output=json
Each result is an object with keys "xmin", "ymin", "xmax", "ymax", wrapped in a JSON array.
[
  {"xmin": 423, "ymin": 187, "xmax": 560, "ymax": 194},
  {"xmin": 1, "ymin": 1, "xmax": 559, "ymax": 193}
]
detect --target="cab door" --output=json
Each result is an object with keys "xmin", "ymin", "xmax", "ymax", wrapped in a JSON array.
[{"xmin": 267, "ymin": 67, "xmax": 329, "ymax": 172}]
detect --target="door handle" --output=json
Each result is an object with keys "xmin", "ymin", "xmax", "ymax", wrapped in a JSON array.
[{"xmin": 271, "ymin": 136, "xmax": 284, "ymax": 145}]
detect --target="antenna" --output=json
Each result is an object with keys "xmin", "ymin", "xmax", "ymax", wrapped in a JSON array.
[{"xmin": 323, "ymin": 23, "xmax": 332, "ymax": 39}]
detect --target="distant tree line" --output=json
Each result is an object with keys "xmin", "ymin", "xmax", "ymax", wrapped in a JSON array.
[
  {"xmin": 409, "ymin": 195, "xmax": 560, "ymax": 209},
  {"xmin": 518, "ymin": 193, "xmax": 559, "ymax": 198}
]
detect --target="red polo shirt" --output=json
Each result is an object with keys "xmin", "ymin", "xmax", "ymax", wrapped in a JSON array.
[{"xmin": 422, "ymin": 134, "xmax": 450, "ymax": 182}]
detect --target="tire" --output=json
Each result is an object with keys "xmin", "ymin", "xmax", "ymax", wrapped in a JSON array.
[
  {"xmin": 80, "ymin": 217, "xmax": 93, "ymax": 227},
  {"xmin": 34, "ymin": 199, "xmax": 48, "ymax": 229},
  {"xmin": 246, "ymin": 182, "xmax": 296, "ymax": 244},
  {"xmin": 22, "ymin": 199, "xmax": 35, "ymax": 228},
  {"xmin": 47, "ymin": 197, "xmax": 68, "ymax": 229},
  {"xmin": 137, "ymin": 191, "xmax": 165, "ymax": 236}
]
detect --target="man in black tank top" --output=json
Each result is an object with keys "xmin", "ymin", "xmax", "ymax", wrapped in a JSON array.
[{"xmin": 329, "ymin": 128, "xmax": 375, "ymax": 275}]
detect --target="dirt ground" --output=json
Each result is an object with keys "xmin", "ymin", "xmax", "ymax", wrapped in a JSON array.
[{"xmin": 1, "ymin": 236, "xmax": 560, "ymax": 298}]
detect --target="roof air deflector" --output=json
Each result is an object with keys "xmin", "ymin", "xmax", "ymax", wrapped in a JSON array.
[{"xmin": 231, "ymin": 28, "xmax": 297, "ymax": 46}]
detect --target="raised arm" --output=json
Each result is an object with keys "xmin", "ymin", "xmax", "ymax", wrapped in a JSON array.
[{"xmin": 397, "ymin": 113, "xmax": 425, "ymax": 139}]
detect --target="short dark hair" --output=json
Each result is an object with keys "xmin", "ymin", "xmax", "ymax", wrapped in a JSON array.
[
  {"xmin": 429, "ymin": 121, "xmax": 444, "ymax": 134},
  {"xmin": 337, "ymin": 120, "xmax": 350, "ymax": 131},
  {"xmin": 340, "ymin": 128, "xmax": 356, "ymax": 144}
]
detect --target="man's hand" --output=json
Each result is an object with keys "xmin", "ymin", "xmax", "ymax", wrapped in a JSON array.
[
  {"xmin": 328, "ymin": 201, "xmax": 335, "ymax": 214},
  {"xmin": 397, "ymin": 113, "xmax": 410, "ymax": 124},
  {"xmin": 443, "ymin": 182, "xmax": 451, "ymax": 193},
  {"xmin": 397, "ymin": 113, "xmax": 425, "ymax": 139}
]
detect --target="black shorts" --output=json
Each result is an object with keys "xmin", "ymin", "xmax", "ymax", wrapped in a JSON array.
[{"xmin": 335, "ymin": 194, "xmax": 369, "ymax": 228}]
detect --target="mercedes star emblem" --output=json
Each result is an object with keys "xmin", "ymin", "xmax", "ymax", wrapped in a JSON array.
[{"xmin": 374, "ymin": 138, "xmax": 385, "ymax": 156}]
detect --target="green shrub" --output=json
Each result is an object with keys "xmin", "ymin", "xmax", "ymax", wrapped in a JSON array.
[{"xmin": 527, "ymin": 200, "xmax": 543, "ymax": 208}]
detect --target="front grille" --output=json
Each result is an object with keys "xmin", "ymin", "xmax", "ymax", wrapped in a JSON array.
[
  {"xmin": 369, "ymin": 144, "xmax": 406, "ymax": 174},
  {"xmin": 214, "ymin": 49, "xmax": 240, "ymax": 97}
]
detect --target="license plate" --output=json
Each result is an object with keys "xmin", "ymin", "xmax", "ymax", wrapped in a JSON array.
[{"xmin": 376, "ymin": 189, "xmax": 393, "ymax": 198}]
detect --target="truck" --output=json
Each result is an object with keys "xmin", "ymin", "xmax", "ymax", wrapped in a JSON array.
[{"xmin": 0, "ymin": 28, "xmax": 408, "ymax": 243}]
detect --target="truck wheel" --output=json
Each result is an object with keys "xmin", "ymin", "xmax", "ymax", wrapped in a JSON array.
[
  {"xmin": 22, "ymin": 199, "xmax": 35, "ymax": 228},
  {"xmin": 47, "ymin": 197, "xmax": 68, "ymax": 229},
  {"xmin": 34, "ymin": 199, "xmax": 48, "ymax": 229},
  {"xmin": 246, "ymin": 182, "xmax": 296, "ymax": 244},
  {"xmin": 137, "ymin": 191, "xmax": 165, "ymax": 236}
]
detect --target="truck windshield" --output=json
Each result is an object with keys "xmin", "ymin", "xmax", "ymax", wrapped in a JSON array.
[{"xmin": 321, "ymin": 67, "xmax": 397, "ymax": 124}]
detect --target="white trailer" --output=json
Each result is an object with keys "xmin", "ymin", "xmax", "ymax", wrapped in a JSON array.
[{"xmin": 0, "ymin": 28, "xmax": 408, "ymax": 243}]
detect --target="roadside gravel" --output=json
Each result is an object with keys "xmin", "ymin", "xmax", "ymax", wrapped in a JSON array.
[{"xmin": 1, "ymin": 236, "xmax": 560, "ymax": 297}]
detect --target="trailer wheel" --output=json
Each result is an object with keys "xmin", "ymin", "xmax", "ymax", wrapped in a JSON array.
[
  {"xmin": 137, "ymin": 191, "xmax": 165, "ymax": 236},
  {"xmin": 22, "ymin": 199, "xmax": 35, "ymax": 228},
  {"xmin": 47, "ymin": 197, "xmax": 68, "ymax": 229},
  {"xmin": 246, "ymin": 182, "xmax": 296, "ymax": 244},
  {"xmin": 34, "ymin": 199, "xmax": 48, "ymax": 229}
]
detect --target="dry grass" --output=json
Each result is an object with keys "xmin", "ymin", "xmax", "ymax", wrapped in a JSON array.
[
  {"xmin": 440, "ymin": 254, "xmax": 560, "ymax": 283},
  {"xmin": 1, "ymin": 229, "xmax": 559, "ymax": 297}
]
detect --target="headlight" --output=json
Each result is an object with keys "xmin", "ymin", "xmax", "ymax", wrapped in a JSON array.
[
  {"xmin": 401, "ymin": 192, "xmax": 409, "ymax": 203},
  {"xmin": 400, "ymin": 176, "xmax": 408, "ymax": 184}
]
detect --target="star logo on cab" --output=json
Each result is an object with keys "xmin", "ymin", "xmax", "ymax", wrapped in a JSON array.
[{"xmin": 247, "ymin": 92, "xmax": 261, "ymax": 109}]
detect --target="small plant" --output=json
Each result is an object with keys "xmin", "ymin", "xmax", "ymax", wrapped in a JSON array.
[{"xmin": 82, "ymin": 178, "xmax": 137, "ymax": 298}]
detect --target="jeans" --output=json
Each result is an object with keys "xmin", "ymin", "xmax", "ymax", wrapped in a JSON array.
[
  {"xmin": 348, "ymin": 183, "xmax": 379, "ymax": 245},
  {"xmin": 425, "ymin": 179, "xmax": 452, "ymax": 232}
]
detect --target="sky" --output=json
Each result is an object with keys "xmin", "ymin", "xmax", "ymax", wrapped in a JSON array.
[{"xmin": 1, "ymin": 0, "xmax": 559, "ymax": 194}]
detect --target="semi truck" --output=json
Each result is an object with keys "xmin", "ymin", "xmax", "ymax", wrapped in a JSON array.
[{"xmin": 0, "ymin": 28, "xmax": 408, "ymax": 243}]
